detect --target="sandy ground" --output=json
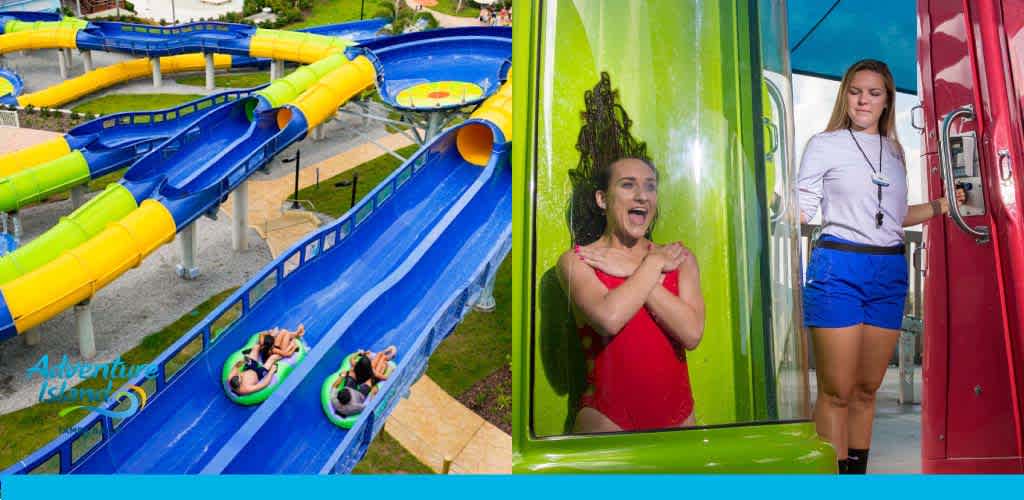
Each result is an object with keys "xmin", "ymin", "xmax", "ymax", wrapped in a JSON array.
[{"xmin": 0, "ymin": 191, "xmax": 273, "ymax": 415}]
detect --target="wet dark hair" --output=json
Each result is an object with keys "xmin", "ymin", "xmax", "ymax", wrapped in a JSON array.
[
  {"xmin": 259, "ymin": 335, "xmax": 274, "ymax": 361},
  {"xmin": 229, "ymin": 376, "xmax": 241, "ymax": 392},
  {"xmin": 337, "ymin": 388, "xmax": 351, "ymax": 404},
  {"xmin": 568, "ymin": 72, "xmax": 656, "ymax": 246},
  {"xmin": 354, "ymin": 354, "xmax": 374, "ymax": 383}
]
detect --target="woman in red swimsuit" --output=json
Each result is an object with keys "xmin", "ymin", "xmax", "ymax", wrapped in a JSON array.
[
  {"xmin": 558, "ymin": 153, "xmax": 705, "ymax": 433},
  {"xmin": 558, "ymin": 73, "xmax": 705, "ymax": 434}
]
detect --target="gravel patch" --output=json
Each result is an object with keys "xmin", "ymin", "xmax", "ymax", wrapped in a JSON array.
[{"xmin": 0, "ymin": 194, "xmax": 272, "ymax": 415}]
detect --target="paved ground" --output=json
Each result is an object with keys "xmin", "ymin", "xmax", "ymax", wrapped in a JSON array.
[
  {"xmin": 811, "ymin": 366, "xmax": 923, "ymax": 473},
  {"xmin": 406, "ymin": 0, "xmax": 487, "ymax": 28}
]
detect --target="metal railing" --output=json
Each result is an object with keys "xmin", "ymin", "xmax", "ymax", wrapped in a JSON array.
[
  {"xmin": 0, "ymin": 109, "xmax": 18, "ymax": 127},
  {"xmin": 69, "ymin": 87, "xmax": 261, "ymax": 135},
  {"xmin": 332, "ymin": 230, "xmax": 511, "ymax": 473}
]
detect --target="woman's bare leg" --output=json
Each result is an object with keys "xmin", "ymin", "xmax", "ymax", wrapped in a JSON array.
[
  {"xmin": 811, "ymin": 325, "xmax": 863, "ymax": 460},
  {"xmin": 847, "ymin": 325, "xmax": 900, "ymax": 452},
  {"xmin": 573, "ymin": 407, "xmax": 622, "ymax": 434}
]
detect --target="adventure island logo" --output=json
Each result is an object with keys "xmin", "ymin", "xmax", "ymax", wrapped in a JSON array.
[{"xmin": 27, "ymin": 355, "xmax": 157, "ymax": 427}]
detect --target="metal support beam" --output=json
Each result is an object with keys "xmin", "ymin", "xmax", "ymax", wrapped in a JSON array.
[
  {"xmin": 70, "ymin": 185, "xmax": 86, "ymax": 209},
  {"xmin": 176, "ymin": 223, "xmax": 200, "ymax": 279},
  {"xmin": 76, "ymin": 300, "xmax": 96, "ymax": 360},
  {"xmin": 81, "ymin": 49, "xmax": 93, "ymax": 73},
  {"xmin": 425, "ymin": 112, "xmax": 444, "ymax": 142},
  {"xmin": 232, "ymin": 181, "xmax": 248, "ymax": 252},
  {"xmin": 474, "ymin": 268, "xmax": 498, "ymax": 312},
  {"xmin": 151, "ymin": 57, "xmax": 163, "ymax": 88},
  {"xmin": 204, "ymin": 52, "xmax": 216, "ymax": 91},
  {"xmin": 57, "ymin": 49, "xmax": 69, "ymax": 80},
  {"xmin": 24, "ymin": 330, "xmax": 40, "ymax": 346},
  {"xmin": 270, "ymin": 59, "xmax": 284, "ymax": 81}
]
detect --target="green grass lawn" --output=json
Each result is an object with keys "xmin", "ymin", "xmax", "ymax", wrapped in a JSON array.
[
  {"xmin": 429, "ymin": 0, "xmax": 481, "ymax": 18},
  {"xmin": 284, "ymin": 0, "xmax": 392, "ymax": 30},
  {"xmin": 295, "ymin": 144, "xmax": 419, "ymax": 216},
  {"xmin": 427, "ymin": 257, "xmax": 510, "ymax": 397},
  {"xmin": 296, "ymin": 145, "xmax": 510, "ymax": 399},
  {"xmin": 175, "ymin": 72, "xmax": 269, "ymax": 89},
  {"xmin": 353, "ymin": 430, "xmax": 434, "ymax": 474},
  {"xmin": 71, "ymin": 94, "xmax": 204, "ymax": 116}
]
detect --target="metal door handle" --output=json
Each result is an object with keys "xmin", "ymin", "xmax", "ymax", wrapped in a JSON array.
[
  {"xmin": 764, "ymin": 78, "xmax": 789, "ymax": 224},
  {"xmin": 939, "ymin": 105, "xmax": 990, "ymax": 243},
  {"xmin": 998, "ymin": 148, "xmax": 1013, "ymax": 181}
]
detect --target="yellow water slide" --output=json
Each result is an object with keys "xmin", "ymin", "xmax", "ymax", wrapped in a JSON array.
[
  {"xmin": 457, "ymin": 70, "xmax": 512, "ymax": 166},
  {"xmin": 0, "ymin": 137, "xmax": 72, "ymax": 177},
  {"xmin": 0, "ymin": 200, "xmax": 175, "ymax": 332},
  {"xmin": 17, "ymin": 54, "xmax": 234, "ymax": 108}
]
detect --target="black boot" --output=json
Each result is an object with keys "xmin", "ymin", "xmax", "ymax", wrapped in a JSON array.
[
  {"xmin": 837, "ymin": 458, "xmax": 850, "ymax": 474},
  {"xmin": 847, "ymin": 448, "xmax": 869, "ymax": 474}
]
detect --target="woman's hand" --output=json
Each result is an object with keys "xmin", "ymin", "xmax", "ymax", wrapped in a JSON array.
[
  {"xmin": 955, "ymin": 188, "xmax": 967, "ymax": 205},
  {"xmin": 647, "ymin": 242, "xmax": 688, "ymax": 273},
  {"xmin": 576, "ymin": 245, "xmax": 643, "ymax": 278}
]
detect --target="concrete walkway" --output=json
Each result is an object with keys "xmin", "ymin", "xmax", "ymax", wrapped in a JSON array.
[
  {"xmin": 0, "ymin": 126, "xmax": 60, "ymax": 153},
  {"xmin": 220, "ymin": 128, "xmax": 512, "ymax": 473},
  {"xmin": 406, "ymin": 0, "xmax": 486, "ymax": 28}
]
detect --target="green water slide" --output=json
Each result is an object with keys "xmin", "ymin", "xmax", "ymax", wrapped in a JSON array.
[
  {"xmin": 0, "ymin": 183, "xmax": 137, "ymax": 285},
  {"xmin": 0, "ymin": 151, "xmax": 91, "ymax": 212}
]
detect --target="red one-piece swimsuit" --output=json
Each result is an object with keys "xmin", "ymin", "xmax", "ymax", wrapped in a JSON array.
[{"xmin": 578, "ymin": 268, "xmax": 694, "ymax": 431}]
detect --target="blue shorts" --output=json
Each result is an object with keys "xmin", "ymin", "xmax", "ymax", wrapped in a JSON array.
[{"xmin": 803, "ymin": 234, "xmax": 908, "ymax": 330}]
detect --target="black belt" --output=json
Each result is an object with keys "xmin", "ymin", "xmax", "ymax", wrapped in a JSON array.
[{"xmin": 816, "ymin": 239, "xmax": 905, "ymax": 255}]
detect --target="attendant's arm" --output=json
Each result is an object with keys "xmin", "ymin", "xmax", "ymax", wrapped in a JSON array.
[
  {"xmin": 903, "ymin": 198, "xmax": 949, "ymax": 227},
  {"xmin": 645, "ymin": 251, "xmax": 705, "ymax": 350},
  {"xmin": 797, "ymin": 136, "xmax": 827, "ymax": 224},
  {"xmin": 557, "ymin": 250, "xmax": 668, "ymax": 337}
]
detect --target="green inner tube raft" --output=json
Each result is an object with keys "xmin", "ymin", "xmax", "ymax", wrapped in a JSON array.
[
  {"xmin": 321, "ymin": 352, "xmax": 397, "ymax": 428},
  {"xmin": 222, "ymin": 332, "xmax": 308, "ymax": 405}
]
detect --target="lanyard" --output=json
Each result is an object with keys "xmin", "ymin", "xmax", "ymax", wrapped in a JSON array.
[{"xmin": 848, "ymin": 128, "xmax": 885, "ymax": 228}]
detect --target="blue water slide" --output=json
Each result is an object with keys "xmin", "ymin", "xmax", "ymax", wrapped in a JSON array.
[
  {"xmin": 116, "ymin": 94, "xmax": 275, "ymax": 205},
  {"xmin": 210, "ymin": 130, "xmax": 511, "ymax": 474},
  {"xmin": 66, "ymin": 88, "xmax": 262, "ymax": 181},
  {"xmin": 75, "ymin": 21, "xmax": 256, "ymax": 58},
  {"xmin": 0, "ymin": 67, "xmax": 23, "ymax": 105},
  {"xmin": 299, "ymin": 18, "xmax": 389, "ymax": 40},
  {"xmin": 152, "ymin": 102, "xmax": 306, "ymax": 228},
  {"xmin": 0, "ymin": 9, "xmax": 60, "ymax": 28},
  {"xmin": 349, "ymin": 26, "xmax": 512, "ymax": 111},
  {"xmin": 38, "ymin": 123, "xmax": 498, "ymax": 474}
]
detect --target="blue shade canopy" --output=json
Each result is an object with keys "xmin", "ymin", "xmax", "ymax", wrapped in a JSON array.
[{"xmin": 787, "ymin": 0, "xmax": 918, "ymax": 94}]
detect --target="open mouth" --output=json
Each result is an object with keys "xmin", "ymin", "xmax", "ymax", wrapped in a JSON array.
[{"xmin": 627, "ymin": 207, "xmax": 648, "ymax": 226}]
